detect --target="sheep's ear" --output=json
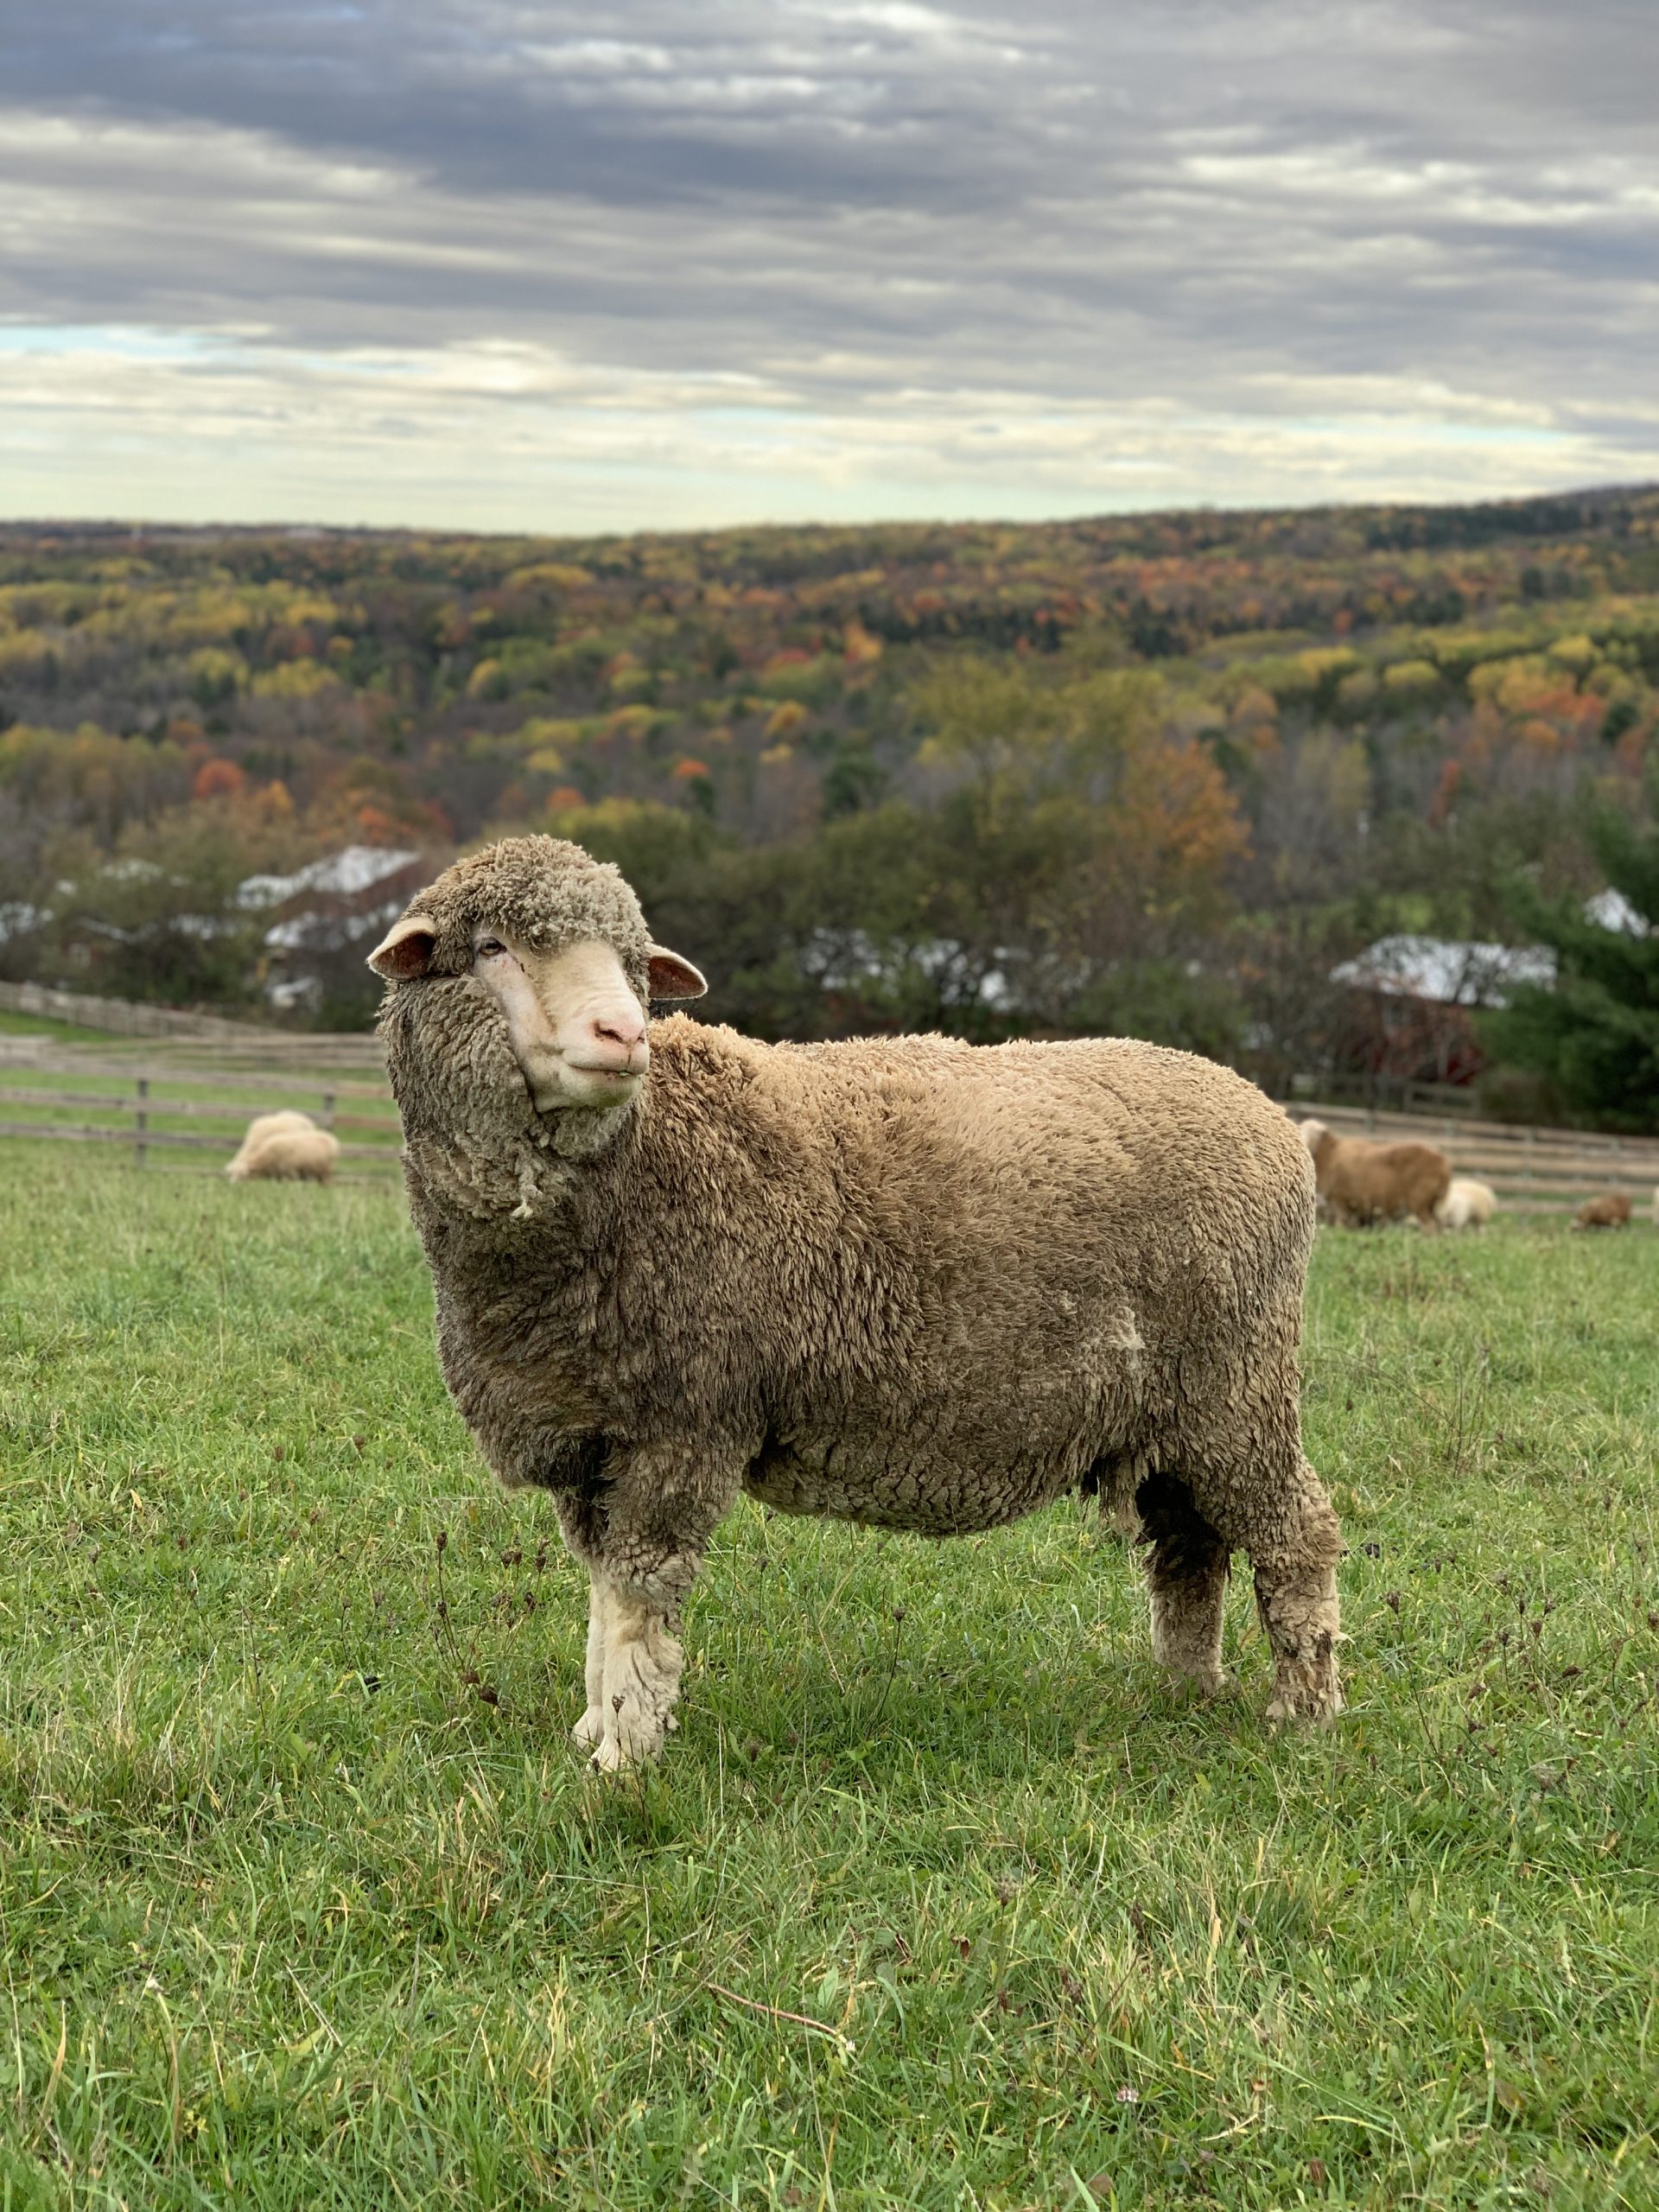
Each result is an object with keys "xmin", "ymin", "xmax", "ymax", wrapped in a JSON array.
[
  {"xmin": 646, "ymin": 944, "xmax": 707, "ymax": 1001},
  {"xmin": 368, "ymin": 915, "xmax": 439, "ymax": 979}
]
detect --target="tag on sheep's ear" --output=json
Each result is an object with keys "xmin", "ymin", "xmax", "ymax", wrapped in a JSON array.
[
  {"xmin": 646, "ymin": 944, "xmax": 707, "ymax": 1001},
  {"xmin": 368, "ymin": 915, "xmax": 439, "ymax": 979}
]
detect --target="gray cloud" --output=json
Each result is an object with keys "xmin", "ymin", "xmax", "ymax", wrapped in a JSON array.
[{"xmin": 0, "ymin": 1, "xmax": 1654, "ymax": 528}]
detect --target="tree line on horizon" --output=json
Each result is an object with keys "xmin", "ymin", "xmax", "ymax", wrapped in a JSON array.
[{"xmin": 2, "ymin": 486, "xmax": 1658, "ymax": 1122}]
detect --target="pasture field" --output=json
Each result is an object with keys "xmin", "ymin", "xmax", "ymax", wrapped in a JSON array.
[
  {"xmin": 0, "ymin": 1013, "xmax": 114, "ymax": 1047},
  {"xmin": 1, "ymin": 1150, "xmax": 1656, "ymax": 2211}
]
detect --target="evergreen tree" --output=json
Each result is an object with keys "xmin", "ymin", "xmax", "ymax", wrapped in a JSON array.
[{"xmin": 1480, "ymin": 791, "xmax": 1659, "ymax": 1128}]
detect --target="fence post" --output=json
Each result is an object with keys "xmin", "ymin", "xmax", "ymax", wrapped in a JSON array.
[
  {"xmin": 320, "ymin": 1090, "xmax": 336, "ymax": 1131},
  {"xmin": 135, "ymin": 1077, "xmax": 149, "ymax": 1170}
]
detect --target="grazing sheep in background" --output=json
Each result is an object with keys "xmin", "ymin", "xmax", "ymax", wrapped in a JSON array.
[
  {"xmin": 371, "ymin": 836, "xmax": 1344, "ymax": 1771},
  {"xmin": 226, "ymin": 1109, "xmax": 314, "ymax": 1173},
  {"xmin": 1298, "ymin": 1118, "xmax": 1452, "ymax": 1230},
  {"xmin": 225, "ymin": 1109, "xmax": 340, "ymax": 1184},
  {"xmin": 1436, "ymin": 1178, "xmax": 1497, "ymax": 1230},
  {"xmin": 1573, "ymin": 1192, "xmax": 1631, "ymax": 1230}
]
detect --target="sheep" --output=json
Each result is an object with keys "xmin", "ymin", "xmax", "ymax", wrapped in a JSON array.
[
  {"xmin": 225, "ymin": 1109, "xmax": 340, "ymax": 1184},
  {"xmin": 1298, "ymin": 1118, "xmax": 1451, "ymax": 1230},
  {"xmin": 1436, "ymin": 1178, "xmax": 1497, "ymax": 1231},
  {"xmin": 245, "ymin": 1126, "xmax": 340, "ymax": 1182},
  {"xmin": 370, "ymin": 836, "xmax": 1343, "ymax": 1770},
  {"xmin": 1573, "ymin": 1192, "xmax": 1631, "ymax": 1230}
]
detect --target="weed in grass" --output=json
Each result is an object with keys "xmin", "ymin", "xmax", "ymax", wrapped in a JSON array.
[{"xmin": 0, "ymin": 1150, "xmax": 1656, "ymax": 2207}]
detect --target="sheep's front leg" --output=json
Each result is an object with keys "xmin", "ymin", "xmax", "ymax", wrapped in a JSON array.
[
  {"xmin": 589, "ymin": 1578, "xmax": 684, "ymax": 1772},
  {"xmin": 558, "ymin": 1440, "xmax": 747, "ymax": 1771},
  {"xmin": 570, "ymin": 1576, "xmax": 608, "ymax": 1751},
  {"xmin": 1256, "ymin": 1556, "xmax": 1343, "ymax": 1722},
  {"xmin": 1249, "ymin": 1466, "xmax": 1344, "ymax": 1724}
]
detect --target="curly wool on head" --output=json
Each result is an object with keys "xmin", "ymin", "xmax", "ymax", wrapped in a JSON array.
[{"xmin": 383, "ymin": 836, "xmax": 655, "ymax": 999}]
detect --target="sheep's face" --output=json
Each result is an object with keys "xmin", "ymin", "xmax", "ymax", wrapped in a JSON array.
[
  {"xmin": 473, "ymin": 931, "xmax": 653, "ymax": 1114},
  {"xmin": 371, "ymin": 909, "xmax": 705, "ymax": 1118},
  {"xmin": 368, "ymin": 835, "xmax": 707, "ymax": 1122}
]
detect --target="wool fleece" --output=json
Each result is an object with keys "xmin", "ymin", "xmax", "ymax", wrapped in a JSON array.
[{"xmin": 377, "ymin": 836, "xmax": 1343, "ymax": 1768}]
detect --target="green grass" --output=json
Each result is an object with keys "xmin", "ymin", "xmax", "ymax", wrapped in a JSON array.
[
  {"xmin": 0, "ymin": 1010, "xmax": 116, "ymax": 1046},
  {"xmin": 1, "ymin": 1149, "xmax": 1656, "ymax": 2209}
]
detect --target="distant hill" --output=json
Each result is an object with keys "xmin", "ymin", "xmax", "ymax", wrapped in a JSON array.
[{"xmin": 3, "ymin": 487, "xmax": 1656, "ymax": 1110}]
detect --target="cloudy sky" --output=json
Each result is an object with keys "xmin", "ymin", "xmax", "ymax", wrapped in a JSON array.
[{"xmin": 2, "ymin": 1, "xmax": 1655, "ymax": 532}]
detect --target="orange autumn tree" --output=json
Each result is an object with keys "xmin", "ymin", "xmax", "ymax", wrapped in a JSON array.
[{"xmin": 193, "ymin": 756, "xmax": 246, "ymax": 801}]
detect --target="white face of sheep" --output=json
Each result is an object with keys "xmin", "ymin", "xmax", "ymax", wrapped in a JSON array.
[
  {"xmin": 474, "ymin": 934, "xmax": 651, "ymax": 1113},
  {"xmin": 370, "ymin": 917, "xmax": 706, "ymax": 1116}
]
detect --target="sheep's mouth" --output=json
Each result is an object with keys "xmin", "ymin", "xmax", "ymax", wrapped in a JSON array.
[
  {"xmin": 524, "ymin": 1059, "xmax": 646, "ymax": 1116},
  {"xmin": 562, "ymin": 1056, "xmax": 646, "ymax": 1079}
]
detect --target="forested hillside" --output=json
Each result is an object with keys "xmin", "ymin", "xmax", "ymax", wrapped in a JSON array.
[{"xmin": 4, "ymin": 486, "xmax": 1658, "ymax": 1104}]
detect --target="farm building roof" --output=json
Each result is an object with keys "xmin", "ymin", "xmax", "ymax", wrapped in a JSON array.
[{"xmin": 1330, "ymin": 936, "xmax": 1557, "ymax": 1008}]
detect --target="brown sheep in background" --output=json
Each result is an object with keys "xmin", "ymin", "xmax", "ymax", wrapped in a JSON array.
[
  {"xmin": 1573, "ymin": 1192, "xmax": 1632, "ymax": 1230},
  {"xmin": 225, "ymin": 1109, "xmax": 340, "ymax": 1184},
  {"xmin": 370, "ymin": 835, "xmax": 1343, "ymax": 1771},
  {"xmin": 1298, "ymin": 1118, "xmax": 1452, "ymax": 1230}
]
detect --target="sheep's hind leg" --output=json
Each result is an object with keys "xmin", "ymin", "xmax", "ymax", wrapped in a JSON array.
[
  {"xmin": 1135, "ymin": 1471, "xmax": 1230, "ymax": 1698},
  {"xmin": 1249, "ymin": 1469, "xmax": 1344, "ymax": 1724}
]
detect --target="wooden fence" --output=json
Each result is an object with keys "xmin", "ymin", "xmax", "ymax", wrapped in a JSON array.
[
  {"xmin": 0, "ymin": 1064, "xmax": 403, "ymax": 1177},
  {"xmin": 1284, "ymin": 1101, "xmax": 1659, "ymax": 1218},
  {"xmin": 2, "ymin": 1058, "xmax": 1656, "ymax": 1212}
]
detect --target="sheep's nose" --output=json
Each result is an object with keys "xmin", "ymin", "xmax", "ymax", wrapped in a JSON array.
[
  {"xmin": 594, "ymin": 1010, "xmax": 646, "ymax": 1050},
  {"xmin": 576, "ymin": 1008, "xmax": 649, "ymax": 1071}
]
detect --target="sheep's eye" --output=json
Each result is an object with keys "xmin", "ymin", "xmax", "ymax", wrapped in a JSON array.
[{"xmin": 476, "ymin": 938, "xmax": 506, "ymax": 960}]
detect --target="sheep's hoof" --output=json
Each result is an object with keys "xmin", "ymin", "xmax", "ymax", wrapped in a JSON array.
[
  {"xmin": 589, "ymin": 1729, "xmax": 665, "ymax": 1774},
  {"xmin": 1265, "ymin": 1683, "xmax": 1344, "ymax": 1726},
  {"xmin": 1164, "ymin": 1668, "xmax": 1237, "ymax": 1703},
  {"xmin": 571, "ymin": 1707, "xmax": 605, "ymax": 1750}
]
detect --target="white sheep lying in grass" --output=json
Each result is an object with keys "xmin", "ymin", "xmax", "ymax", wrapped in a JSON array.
[
  {"xmin": 1436, "ymin": 1178, "xmax": 1497, "ymax": 1230},
  {"xmin": 225, "ymin": 1109, "xmax": 340, "ymax": 1184}
]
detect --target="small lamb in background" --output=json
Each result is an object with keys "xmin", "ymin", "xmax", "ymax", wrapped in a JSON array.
[
  {"xmin": 225, "ymin": 1109, "xmax": 340, "ymax": 1184},
  {"xmin": 1436, "ymin": 1178, "xmax": 1497, "ymax": 1230},
  {"xmin": 370, "ymin": 835, "xmax": 1344, "ymax": 1770}
]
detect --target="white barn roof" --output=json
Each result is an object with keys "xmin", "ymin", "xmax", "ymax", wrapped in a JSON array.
[{"xmin": 1330, "ymin": 936, "xmax": 1556, "ymax": 1008}]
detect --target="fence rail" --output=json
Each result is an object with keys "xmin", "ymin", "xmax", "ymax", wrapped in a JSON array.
[
  {"xmin": 0, "ymin": 1061, "xmax": 402, "ymax": 1173},
  {"xmin": 1284, "ymin": 1100, "xmax": 1659, "ymax": 1217},
  {"xmin": 0, "ymin": 977, "xmax": 286, "ymax": 1041},
  {"xmin": 1, "ymin": 1063, "xmax": 1656, "ymax": 1212},
  {"xmin": 0, "ymin": 1084, "xmax": 397, "ymax": 1132},
  {"xmin": 1287, "ymin": 1098, "xmax": 1659, "ymax": 1154},
  {"xmin": 0, "ymin": 1120, "xmax": 397, "ymax": 1163}
]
